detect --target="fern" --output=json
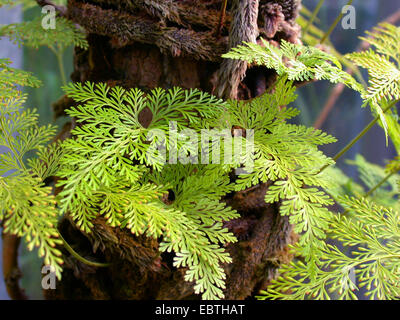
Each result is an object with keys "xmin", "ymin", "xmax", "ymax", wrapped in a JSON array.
[
  {"xmin": 222, "ymin": 38, "xmax": 362, "ymax": 92},
  {"xmin": 255, "ymin": 147, "xmax": 400, "ymax": 300},
  {"xmin": 346, "ymin": 155, "xmax": 400, "ymax": 207},
  {"xmin": 57, "ymin": 83, "xmax": 238, "ymax": 299},
  {"xmin": 56, "ymin": 77, "xmax": 341, "ymax": 298},
  {"xmin": 258, "ymin": 151, "xmax": 400, "ymax": 300},
  {"xmin": 219, "ymin": 76, "xmax": 337, "ymax": 272},
  {"xmin": 0, "ymin": 93, "xmax": 63, "ymax": 278},
  {"xmin": 222, "ymin": 35, "xmax": 400, "ymax": 144},
  {"xmin": 0, "ymin": 29, "xmax": 64, "ymax": 276},
  {"xmin": 386, "ymin": 156, "xmax": 400, "ymax": 175},
  {"xmin": 0, "ymin": 58, "xmax": 41, "ymax": 104},
  {"xmin": 346, "ymin": 23, "xmax": 400, "ymax": 145},
  {"xmin": 0, "ymin": 15, "xmax": 88, "ymax": 50},
  {"xmin": 223, "ymin": 26, "xmax": 400, "ymax": 300},
  {"xmin": 260, "ymin": 195, "xmax": 400, "ymax": 300},
  {"xmin": 2, "ymin": 0, "xmax": 399, "ymax": 300},
  {"xmin": 0, "ymin": 7, "xmax": 88, "ymax": 86},
  {"xmin": 148, "ymin": 164, "xmax": 239, "ymax": 299}
]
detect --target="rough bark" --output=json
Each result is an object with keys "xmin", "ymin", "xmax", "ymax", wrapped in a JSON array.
[{"xmin": 47, "ymin": 0, "xmax": 302, "ymax": 300}]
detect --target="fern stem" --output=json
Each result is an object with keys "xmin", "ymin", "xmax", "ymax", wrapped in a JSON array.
[
  {"xmin": 320, "ymin": 0, "xmax": 353, "ymax": 44},
  {"xmin": 319, "ymin": 99, "xmax": 399, "ymax": 173},
  {"xmin": 50, "ymin": 45, "xmax": 67, "ymax": 87},
  {"xmin": 0, "ymin": 117, "xmax": 26, "ymax": 170},
  {"xmin": 365, "ymin": 171, "xmax": 397, "ymax": 197},
  {"xmin": 341, "ymin": 170, "xmax": 398, "ymax": 216},
  {"xmin": 303, "ymin": 0, "xmax": 325, "ymax": 38},
  {"xmin": 55, "ymin": 51, "xmax": 67, "ymax": 87},
  {"xmin": 58, "ymin": 232, "xmax": 110, "ymax": 268}
]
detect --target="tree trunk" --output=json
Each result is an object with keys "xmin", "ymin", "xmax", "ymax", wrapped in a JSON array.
[{"xmin": 47, "ymin": 0, "xmax": 301, "ymax": 300}]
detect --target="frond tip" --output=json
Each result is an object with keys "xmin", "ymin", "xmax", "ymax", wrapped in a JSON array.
[
  {"xmin": 223, "ymin": 38, "xmax": 362, "ymax": 91},
  {"xmin": 346, "ymin": 23, "xmax": 400, "ymax": 144}
]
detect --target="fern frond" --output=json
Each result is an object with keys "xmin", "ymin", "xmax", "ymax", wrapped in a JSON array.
[
  {"xmin": 0, "ymin": 59, "xmax": 41, "ymax": 104},
  {"xmin": 386, "ymin": 156, "xmax": 400, "ymax": 174},
  {"xmin": 347, "ymin": 155, "xmax": 399, "ymax": 200},
  {"xmin": 58, "ymin": 83, "xmax": 235, "ymax": 299},
  {"xmin": 0, "ymin": 175, "xmax": 63, "ymax": 278},
  {"xmin": 361, "ymin": 23, "xmax": 400, "ymax": 65},
  {"xmin": 27, "ymin": 141, "xmax": 64, "ymax": 180},
  {"xmin": 346, "ymin": 23, "xmax": 400, "ymax": 144},
  {"xmin": 223, "ymin": 38, "xmax": 362, "ymax": 92},
  {"xmin": 0, "ymin": 94, "xmax": 63, "ymax": 278},
  {"xmin": 223, "ymin": 38, "xmax": 284, "ymax": 72},
  {"xmin": 0, "ymin": 15, "xmax": 88, "ymax": 50},
  {"xmin": 220, "ymin": 77, "xmax": 337, "ymax": 272},
  {"xmin": 261, "ymin": 196, "xmax": 400, "ymax": 300}
]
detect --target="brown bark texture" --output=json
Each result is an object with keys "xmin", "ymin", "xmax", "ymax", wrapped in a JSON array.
[
  {"xmin": 2, "ymin": 232, "xmax": 27, "ymax": 300},
  {"xmin": 46, "ymin": 0, "xmax": 302, "ymax": 300}
]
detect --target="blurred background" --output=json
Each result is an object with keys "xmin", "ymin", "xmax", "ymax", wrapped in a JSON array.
[{"xmin": 0, "ymin": 0, "xmax": 399, "ymax": 299}]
